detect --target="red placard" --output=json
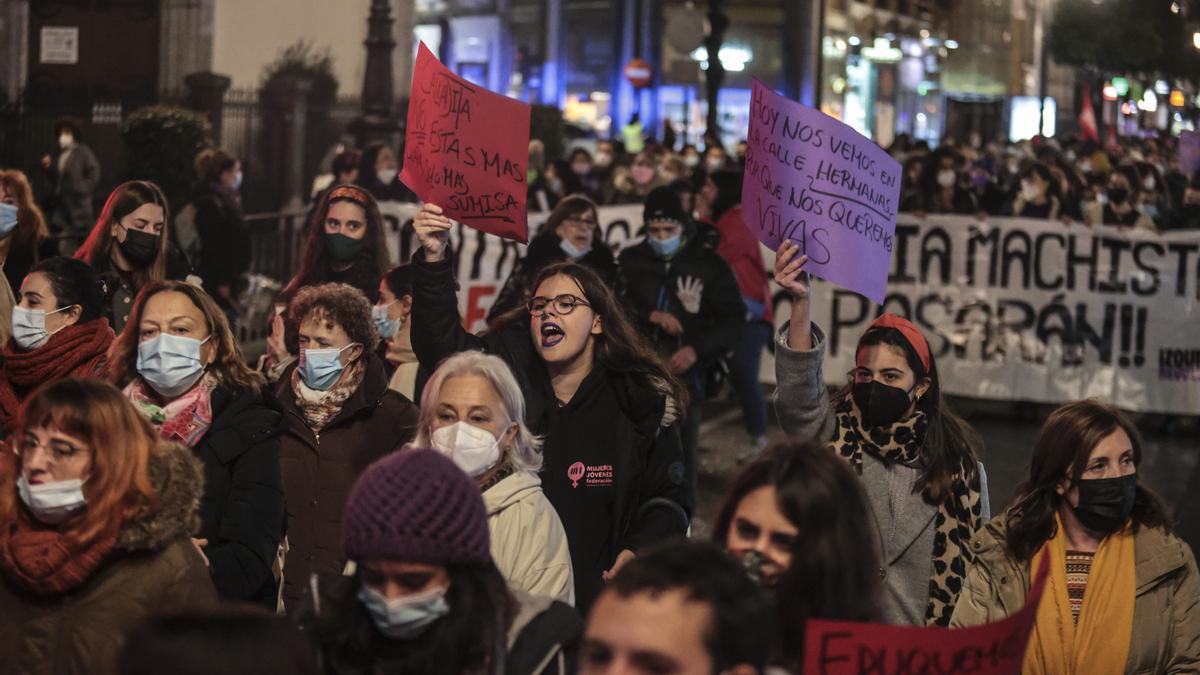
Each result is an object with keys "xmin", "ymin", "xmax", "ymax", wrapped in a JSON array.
[
  {"xmin": 803, "ymin": 556, "xmax": 1049, "ymax": 675},
  {"xmin": 401, "ymin": 43, "xmax": 531, "ymax": 243}
]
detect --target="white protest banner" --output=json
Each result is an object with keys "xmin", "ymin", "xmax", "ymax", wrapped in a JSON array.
[
  {"xmin": 767, "ymin": 215, "xmax": 1200, "ymax": 415},
  {"xmin": 377, "ymin": 202, "xmax": 1200, "ymax": 414}
]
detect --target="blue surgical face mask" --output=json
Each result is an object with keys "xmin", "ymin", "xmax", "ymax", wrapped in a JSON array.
[
  {"xmin": 12, "ymin": 304, "xmax": 76, "ymax": 351},
  {"xmin": 233, "ymin": 170, "xmax": 244, "ymax": 190},
  {"xmin": 300, "ymin": 343, "xmax": 357, "ymax": 391},
  {"xmin": 357, "ymin": 583, "xmax": 450, "ymax": 640},
  {"xmin": 648, "ymin": 233, "xmax": 682, "ymax": 258},
  {"xmin": 559, "ymin": 239, "xmax": 591, "ymax": 260},
  {"xmin": 372, "ymin": 301, "xmax": 400, "ymax": 339},
  {"xmin": 0, "ymin": 203, "xmax": 18, "ymax": 239},
  {"xmin": 137, "ymin": 333, "xmax": 211, "ymax": 398}
]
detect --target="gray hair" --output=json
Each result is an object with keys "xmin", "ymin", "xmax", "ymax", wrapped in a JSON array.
[{"xmin": 414, "ymin": 351, "xmax": 542, "ymax": 472}]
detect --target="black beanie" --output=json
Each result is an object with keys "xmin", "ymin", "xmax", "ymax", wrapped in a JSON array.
[{"xmin": 643, "ymin": 186, "xmax": 690, "ymax": 227}]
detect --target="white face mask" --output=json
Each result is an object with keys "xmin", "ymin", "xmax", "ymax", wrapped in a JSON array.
[
  {"xmin": 17, "ymin": 475, "xmax": 86, "ymax": 525},
  {"xmin": 937, "ymin": 169, "xmax": 957, "ymax": 188},
  {"xmin": 431, "ymin": 421, "xmax": 503, "ymax": 477},
  {"xmin": 377, "ymin": 169, "xmax": 398, "ymax": 186},
  {"xmin": 11, "ymin": 305, "xmax": 75, "ymax": 351},
  {"xmin": 58, "ymin": 133, "xmax": 73, "ymax": 149},
  {"xmin": 1143, "ymin": 176, "xmax": 1156, "ymax": 192}
]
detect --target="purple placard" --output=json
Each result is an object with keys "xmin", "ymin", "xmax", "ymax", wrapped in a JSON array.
[
  {"xmin": 1180, "ymin": 131, "xmax": 1200, "ymax": 176},
  {"xmin": 742, "ymin": 78, "xmax": 901, "ymax": 303}
]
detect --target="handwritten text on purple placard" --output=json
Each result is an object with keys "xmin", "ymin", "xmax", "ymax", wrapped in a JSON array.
[{"xmin": 742, "ymin": 79, "xmax": 901, "ymax": 303}]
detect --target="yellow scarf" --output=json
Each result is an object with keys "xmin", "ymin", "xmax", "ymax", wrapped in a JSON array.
[{"xmin": 1023, "ymin": 513, "xmax": 1135, "ymax": 675}]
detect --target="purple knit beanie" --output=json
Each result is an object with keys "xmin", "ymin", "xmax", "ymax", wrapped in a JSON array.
[{"xmin": 343, "ymin": 448, "xmax": 491, "ymax": 566}]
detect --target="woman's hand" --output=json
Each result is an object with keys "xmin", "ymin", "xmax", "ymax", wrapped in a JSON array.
[
  {"xmin": 191, "ymin": 538, "xmax": 210, "ymax": 567},
  {"xmin": 266, "ymin": 313, "xmax": 290, "ymax": 364},
  {"xmin": 414, "ymin": 203, "xmax": 452, "ymax": 262},
  {"xmin": 602, "ymin": 550, "xmax": 636, "ymax": 581},
  {"xmin": 774, "ymin": 240, "xmax": 810, "ymax": 300},
  {"xmin": 774, "ymin": 241, "xmax": 813, "ymax": 352},
  {"xmin": 649, "ymin": 310, "xmax": 684, "ymax": 336}
]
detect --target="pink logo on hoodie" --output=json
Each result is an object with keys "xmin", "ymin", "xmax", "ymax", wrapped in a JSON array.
[{"xmin": 568, "ymin": 462, "xmax": 586, "ymax": 488}]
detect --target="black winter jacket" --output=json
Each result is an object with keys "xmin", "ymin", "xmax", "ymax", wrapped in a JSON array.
[
  {"xmin": 617, "ymin": 234, "xmax": 745, "ymax": 367},
  {"xmin": 411, "ymin": 251, "xmax": 692, "ymax": 612},
  {"xmin": 486, "ymin": 232, "xmax": 621, "ymax": 323},
  {"xmin": 191, "ymin": 182, "xmax": 251, "ymax": 289},
  {"xmin": 192, "ymin": 386, "xmax": 285, "ymax": 605}
]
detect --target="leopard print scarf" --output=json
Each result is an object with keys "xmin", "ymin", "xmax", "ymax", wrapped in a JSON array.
[{"xmin": 830, "ymin": 397, "xmax": 982, "ymax": 627}]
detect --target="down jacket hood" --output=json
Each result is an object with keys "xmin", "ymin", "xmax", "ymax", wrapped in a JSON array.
[{"xmin": 118, "ymin": 442, "xmax": 205, "ymax": 552}]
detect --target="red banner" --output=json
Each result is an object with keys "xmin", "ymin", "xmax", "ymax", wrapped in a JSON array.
[
  {"xmin": 803, "ymin": 556, "xmax": 1049, "ymax": 675},
  {"xmin": 401, "ymin": 42, "xmax": 531, "ymax": 243}
]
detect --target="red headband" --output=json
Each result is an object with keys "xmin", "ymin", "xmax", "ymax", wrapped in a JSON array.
[
  {"xmin": 327, "ymin": 185, "xmax": 372, "ymax": 206},
  {"xmin": 859, "ymin": 312, "xmax": 931, "ymax": 374}
]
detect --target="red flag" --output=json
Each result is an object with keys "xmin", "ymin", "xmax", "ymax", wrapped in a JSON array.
[{"xmin": 1078, "ymin": 86, "xmax": 1099, "ymax": 143}]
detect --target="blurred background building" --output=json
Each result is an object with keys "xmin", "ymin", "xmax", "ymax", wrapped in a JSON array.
[{"xmin": 1, "ymin": 0, "xmax": 1197, "ymax": 207}]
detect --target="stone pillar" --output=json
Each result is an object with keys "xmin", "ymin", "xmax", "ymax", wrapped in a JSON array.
[
  {"xmin": 394, "ymin": 0, "xmax": 415, "ymax": 98},
  {"xmin": 1, "ymin": 0, "xmax": 30, "ymax": 103},
  {"xmin": 158, "ymin": 0, "xmax": 215, "ymax": 96},
  {"xmin": 184, "ymin": 71, "xmax": 231, "ymax": 144},
  {"xmin": 264, "ymin": 74, "xmax": 313, "ymax": 211},
  {"xmin": 352, "ymin": 0, "xmax": 401, "ymax": 146}
]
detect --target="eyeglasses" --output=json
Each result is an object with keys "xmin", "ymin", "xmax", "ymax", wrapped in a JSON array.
[
  {"xmin": 563, "ymin": 216, "xmax": 598, "ymax": 230},
  {"xmin": 12, "ymin": 435, "xmax": 87, "ymax": 464},
  {"xmin": 527, "ymin": 294, "xmax": 591, "ymax": 317}
]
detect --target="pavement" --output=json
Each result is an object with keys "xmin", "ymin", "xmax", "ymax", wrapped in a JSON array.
[{"xmin": 692, "ymin": 387, "xmax": 1200, "ymax": 553}]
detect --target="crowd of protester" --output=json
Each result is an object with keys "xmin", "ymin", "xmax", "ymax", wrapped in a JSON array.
[{"xmin": 0, "ymin": 116, "xmax": 1196, "ymax": 675}]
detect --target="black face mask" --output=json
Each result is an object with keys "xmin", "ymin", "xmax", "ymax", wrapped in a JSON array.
[
  {"xmin": 117, "ymin": 226, "xmax": 160, "ymax": 267},
  {"xmin": 851, "ymin": 380, "xmax": 915, "ymax": 429},
  {"xmin": 1107, "ymin": 187, "xmax": 1129, "ymax": 205},
  {"xmin": 1072, "ymin": 474, "xmax": 1137, "ymax": 535}
]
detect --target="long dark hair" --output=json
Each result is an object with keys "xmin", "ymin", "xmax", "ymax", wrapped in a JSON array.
[
  {"xmin": 710, "ymin": 169, "xmax": 744, "ymax": 221},
  {"xmin": 836, "ymin": 327, "xmax": 981, "ymax": 503},
  {"xmin": 1004, "ymin": 399, "xmax": 1171, "ymax": 561},
  {"xmin": 713, "ymin": 442, "xmax": 882, "ymax": 670},
  {"xmin": 74, "ymin": 181, "xmax": 171, "ymax": 286},
  {"xmin": 522, "ymin": 261, "xmax": 687, "ymax": 409},
  {"xmin": 534, "ymin": 193, "xmax": 602, "ymax": 248},
  {"xmin": 27, "ymin": 256, "xmax": 104, "ymax": 323},
  {"xmin": 281, "ymin": 184, "xmax": 390, "ymax": 304},
  {"xmin": 316, "ymin": 563, "xmax": 514, "ymax": 675}
]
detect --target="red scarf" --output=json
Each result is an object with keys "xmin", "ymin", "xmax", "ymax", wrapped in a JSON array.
[
  {"xmin": 0, "ymin": 319, "xmax": 115, "ymax": 428},
  {"xmin": 0, "ymin": 511, "xmax": 119, "ymax": 595}
]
